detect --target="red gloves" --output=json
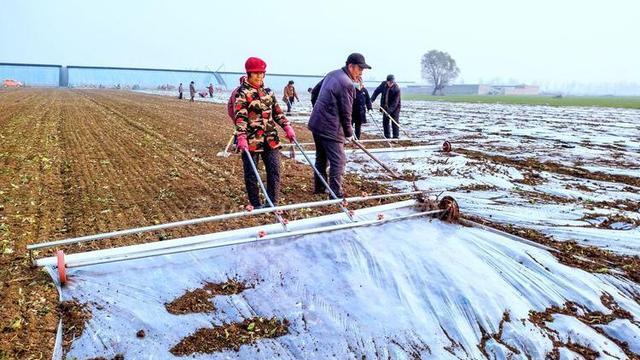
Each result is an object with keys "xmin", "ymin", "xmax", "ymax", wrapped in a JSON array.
[
  {"xmin": 236, "ymin": 134, "xmax": 248, "ymax": 151},
  {"xmin": 283, "ymin": 125, "xmax": 296, "ymax": 142}
]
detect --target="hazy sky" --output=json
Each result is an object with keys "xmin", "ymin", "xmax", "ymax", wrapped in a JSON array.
[{"xmin": 1, "ymin": 0, "xmax": 638, "ymax": 84}]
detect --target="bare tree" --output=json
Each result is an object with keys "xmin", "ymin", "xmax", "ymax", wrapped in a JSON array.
[{"xmin": 421, "ymin": 50, "xmax": 460, "ymax": 95}]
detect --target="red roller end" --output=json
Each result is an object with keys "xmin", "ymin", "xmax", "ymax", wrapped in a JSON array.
[{"xmin": 56, "ymin": 250, "xmax": 67, "ymax": 285}]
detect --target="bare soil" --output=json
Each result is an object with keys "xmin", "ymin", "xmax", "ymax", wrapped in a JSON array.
[
  {"xmin": 463, "ymin": 215, "xmax": 640, "ymax": 283},
  {"xmin": 86, "ymin": 355, "xmax": 124, "ymax": 360},
  {"xmin": 584, "ymin": 199, "xmax": 640, "ymax": 212},
  {"xmin": 527, "ymin": 294, "xmax": 639, "ymax": 359},
  {"xmin": 57, "ymin": 300, "xmax": 91, "ymax": 355},
  {"xmin": 449, "ymin": 184, "xmax": 498, "ymax": 193},
  {"xmin": 170, "ymin": 316, "xmax": 289, "ymax": 355},
  {"xmin": 457, "ymin": 148, "xmax": 640, "ymax": 188},
  {"xmin": 580, "ymin": 212, "xmax": 640, "ymax": 229},
  {"xmin": 165, "ymin": 278, "xmax": 249, "ymax": 315},
  {"xmin": 513, "ymin": 171, "xmax": 546, "ymax": 186}
]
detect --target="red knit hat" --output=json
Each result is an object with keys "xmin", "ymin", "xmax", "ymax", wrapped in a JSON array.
[{"xmin": 245, "ymin": 57, "xmax": 267, "ymax": 73}]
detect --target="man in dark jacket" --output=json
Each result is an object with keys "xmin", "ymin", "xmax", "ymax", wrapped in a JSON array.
[
  {"xmin": 308, "ymin": 53, "xmax": 371, "ymax": 197},
  {"xmin": 371, "ymin": 74, "xmax": 401, "ymax": 138},
  {"xmin": 189, "ymin": 81, "xmax": 196, "ymax": 102},
  {"xmin": 352, "ymin": 80, "xmax": 372, "ymax": 139}
]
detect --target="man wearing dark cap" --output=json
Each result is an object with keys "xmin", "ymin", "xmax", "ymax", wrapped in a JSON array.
[
  {"xmin": 307, "ymin": 53, "xmax": 371, "ymax": 197},
  {"xmin": 371, "ymin": 74, "xmax": 402, "ymax": 138}
]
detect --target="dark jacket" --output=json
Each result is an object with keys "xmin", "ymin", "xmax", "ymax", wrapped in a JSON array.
[
  {"xmin": 308, "ymin": 67, "xmax": 355, "ymax": 142},
  {"xmin": 352, "ymin": 87, "xmax": 372, "ymax": 124},
  {"xmin": 371, "ymin": 81, "xmax": 401, "ymax": 117}
]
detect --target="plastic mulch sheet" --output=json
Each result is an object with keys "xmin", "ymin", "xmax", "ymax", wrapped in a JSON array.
[{"xmin": 47, "ymin": 202, "xmax": 640, "ymax": 359}]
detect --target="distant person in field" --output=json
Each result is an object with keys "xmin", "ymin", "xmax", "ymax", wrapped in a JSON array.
[
  {"xmin": 233, "ymin": 57, "xmax": 296, "ymax": 209},
  {"xmin": 352, "ymin": 79, "xmax": 372, "ymax": 139},
  {"xmin": 208, "ymin": 83, "xmax": 214, "ymax": 97},
  {"xmin": 307, "ymin": 52, "xmax": 371, "ymax": 197},
  {"xmin": 178, "ymin": 83, "xmax": 184, "ymax": 99},
  {"xmin": 371, "ymin": 74, "xmax": 401, "ymax": 138},
  {"xmin": 189, "ymin": 81, "xmax": 196, "ymax": 102},
  {"xmin": 282, "ymin": 80, "xmax": 299, "ymax": 115}
]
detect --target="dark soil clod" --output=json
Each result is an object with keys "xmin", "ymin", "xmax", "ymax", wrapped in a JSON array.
[
  {"xmin": 57, "ymin": 300, "xmax": 92, "ymax": 355},
  {"xmin": 165, "ymin": 279, "xmax": 249, "ymax": 315},
  {"xmin": 170, "ymin": 316, "xmax": 289, "ymax": 355}
]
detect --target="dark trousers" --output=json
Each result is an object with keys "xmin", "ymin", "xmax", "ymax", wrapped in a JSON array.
[
  {"xmin": 382, "ymin": 113, "xmax": 400, "ymax": 139},
  {"xmin": 241, "ymin": 147, "xmax": 281, "ymax": 207},
  {"xmin": 286, "ymin": 97, "xmax": 294, "ymax": 113},
  {"xmin": 178, "ymin": 92, "xmax": 183, "ymax": 99},
  {"xmin": 352, "ymin": 120, "xmax": 362, "ymax": 139},
  {"xmin": 209, "ymin": 91, "xmax": 213, "ymax": 97},
  {"xmin": 312, "ymin": 134, "xmax": 346, "ymax": 197}
]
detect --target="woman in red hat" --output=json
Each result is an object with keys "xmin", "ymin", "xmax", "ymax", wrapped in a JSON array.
[{"xmin": 233, "ymin": 57, "xmax": 297, "ymax": 208}]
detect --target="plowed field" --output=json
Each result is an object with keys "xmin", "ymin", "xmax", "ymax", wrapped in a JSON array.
[{"xmin": 0, "ymin": 88, "xmax": 393, "ymax": 359}]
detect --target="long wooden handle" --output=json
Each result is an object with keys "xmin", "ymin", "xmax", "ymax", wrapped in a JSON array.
[
  {"xmin": 351, "ymin": 139, "xmax": 402, "ymax": 179},
  {"xmin": 223, "ymin": 133, "xmax": 235, "ymax": 153}
]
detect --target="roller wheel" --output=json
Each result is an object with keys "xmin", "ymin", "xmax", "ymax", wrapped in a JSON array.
[
  {"xmin": 438, "ymin": 196, "xmax": 460, "ymax": 222},
  {"xmin": 442, "ymin": 141, "xmax": 452, "ymax": 153}
]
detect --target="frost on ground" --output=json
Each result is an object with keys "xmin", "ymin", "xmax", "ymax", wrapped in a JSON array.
[{"xmin": 281, "ymin": 98, "xmax": 640, "ymax": 257}]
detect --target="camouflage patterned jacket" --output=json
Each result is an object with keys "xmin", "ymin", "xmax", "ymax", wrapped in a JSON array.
[{"xmin": 234, "ymin": 79, "xmax": 290, "ymax": 152}]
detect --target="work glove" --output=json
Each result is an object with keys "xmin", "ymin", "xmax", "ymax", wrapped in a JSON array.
[
  {"xmin": 345, "ymin": 135, "xmax": 355, "ymax": 143},
  {"xmin": 283, "ymin": 125, "xmax": 296, "ymax": 142},
  {"xmin": 236, "ymin": 133, "xmax": 249, "ymax": 151}
]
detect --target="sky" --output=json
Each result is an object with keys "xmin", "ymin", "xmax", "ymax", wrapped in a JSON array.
[{"xmin": 1, "ymin": 0, "xmax": 639, "ymax": 86}]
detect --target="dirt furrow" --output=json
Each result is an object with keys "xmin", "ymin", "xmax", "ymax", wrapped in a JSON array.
[
  {"xmin": 57, "ymin": 94, "xmax": 167, "ymax": 249},
  {"xmin": 70, "ymin": 92, "xmax": 193, "ymax": 243},
  {"xmin": 74, "ymin": 92, "xmax": 233, "ymax": 227},
  {"xmin": 0, "ymin": 92, "xmax": 62, "ymax": 358}
]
